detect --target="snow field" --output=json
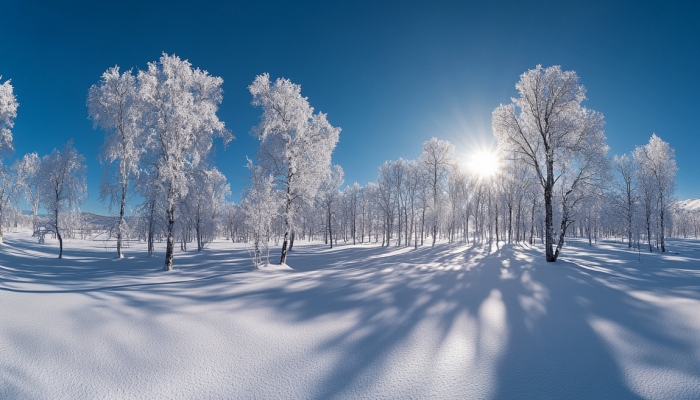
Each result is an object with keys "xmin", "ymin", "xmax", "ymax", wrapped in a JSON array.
[{"xmin": 2, "ymin": 229, "xmax": 700, "ymax": 399}]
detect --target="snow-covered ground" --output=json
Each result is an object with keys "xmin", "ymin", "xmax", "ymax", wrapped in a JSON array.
[
  {"xmin": 677, "ymin": 198, "xmax": 700, "ymax": 211},
  {"xmin": 2, "ymin": 229, "xmax": 700, "ymax": 399}
]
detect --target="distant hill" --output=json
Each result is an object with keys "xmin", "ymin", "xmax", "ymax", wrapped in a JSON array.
[
  {"xmin": 676, "ymin": 199, "xmax": 700, "ymax": 211},
  {"xmin": 20, "ymin": 211, "xmax": 132, "ymax": 228}
]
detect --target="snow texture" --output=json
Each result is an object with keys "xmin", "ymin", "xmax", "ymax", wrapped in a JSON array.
[{"xmin": 2, "ymin": 230, "xmax": 700, "ymax": 399}]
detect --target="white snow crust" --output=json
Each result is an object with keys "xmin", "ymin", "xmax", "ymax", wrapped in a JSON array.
[{"xmin": 2, "ymin": 229, "xmax": 700, "ymax": 399}]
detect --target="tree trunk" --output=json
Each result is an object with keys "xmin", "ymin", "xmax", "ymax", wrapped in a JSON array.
[
  {"xmin": 328, "ymin": 204, "xmax": 333, "ymax": 249},
  {"xmin": 279, "ymin": 202, "xmax": 291, "ymax": 265},
  {"xmin": 530, "ymin": 197, "xmax": 536, "ymax": 245},
  {"xmin": 117, "ymin": 183, "xmax": 126, "ymax": 259},
  {"xmin": 164, "ymin": 203, "xmax": 175, "ymax": 271},
  {"xmin": 57, "ymin": 230, "xmax": 63, "ymax": 259},
  {"xmin": 659, "ymin": 194, "xmax": 666, "ymax": 252},
  {"xmin": 544, "ymin": 157, "xmax": 556, "ymax": 262},
  {"xmin": 147, "ymin": 199, "xmax": 156, "ymax": 256}
]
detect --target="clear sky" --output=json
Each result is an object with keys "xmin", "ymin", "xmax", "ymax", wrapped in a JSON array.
[{"xmin": 1, "ymin": 0, "xmax": 699, "ymax": 213}]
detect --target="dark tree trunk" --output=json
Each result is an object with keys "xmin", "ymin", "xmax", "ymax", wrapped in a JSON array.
[
  {"xmin": 117, "ymin": 183, "xmax": 126, "ymax": 258},
  {"xmin": 544, "ymin": 156, "xmax": 556, "ymax": 262},
  {"xmin": 164, "ymin": 203, "xmax": 175, "ymax": 271}
]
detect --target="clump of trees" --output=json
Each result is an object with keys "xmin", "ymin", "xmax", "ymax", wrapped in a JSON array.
[
  {"xmin": 88, "ymin": 54, "xmax": 232, "ymax": 269},
  {"xmin": 0, "ymin": 63, "xmax": 684, "ymax": 268}
]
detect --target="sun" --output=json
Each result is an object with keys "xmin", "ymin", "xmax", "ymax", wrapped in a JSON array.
[{"xmin": 466, "ymin": 150, "xmax": 500, "ymax": 178}]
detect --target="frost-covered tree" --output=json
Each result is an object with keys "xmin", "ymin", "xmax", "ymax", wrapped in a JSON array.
[
  {"xmin": 419, "ymin": 137, "xmax": 456, "ymax": 247},
  {"xmin": 0, "ymin": 75, "xmax": 19, "ymax": 242},
  {"xmin": 134, "ymin": 168, "xmax": 165, "ymax": 256},
  {"xmin": 181, "ymin": 167, "xmax": 230, "ymax": 251},
  {"xmin": 376, "ymin": 161, "xmax": 397, "ymax": 246},
  {"xmin": 344, "ymin": 182, "xmax": 361, "ymax": 245},
  {"xmin": 223, "ymin": 202, "xmax": 243, "ymax": 243},
  {"xmin": 0, "ymin": 75, "xmax": 18, "ymax": 156},
  {"xmin": 39, "ymin": 141, "xmax": 87, "ymax": 258},
  {"xmin": 318, "ymin": 164, "xmax": 344, "ymax": 248},
  {"xmin": 139, "ymin": 53, "xmax": 232, "ymax": 270},
  {"xmin": 405, "ymin": 159, "xmax": 427, "ymax": 248},
  {"xmin": 612, "ymin": 154, "xmax": 637, "ymax": 247},
  {"xmin": 241, "ymin": 159, "xmax": 280, "ymax": 268},
  {"xmin": 0, "ymin": 163, "xmax": 19, "ymax": 243},
  {"xmin": 14, "ymin": 153, "xmax": 43, "ymax": 235},
  {"xmin": 633, "ymin": 134, "xmax": 676, "ymax": 252},
  {"xmin": 492, "ymin": 65, "xmax": 607, "ymax": 261},
  {"xmin": 249, "ymin": 73, "xmax": 340, "ymax": 264},
  {"xmin": 88, "ymin": 66, "xmax": 144, "ymax": 258}
]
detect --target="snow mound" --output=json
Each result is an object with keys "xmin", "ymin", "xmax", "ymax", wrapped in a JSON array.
[{"xmin": 256, "ymin": 262, "xmax": 294, "ymax": 271}]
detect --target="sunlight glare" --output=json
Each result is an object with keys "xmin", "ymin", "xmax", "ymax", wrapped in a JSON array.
[{"xmin": 467, "ymin": 150, "xmax": 500, "ymax": 178}]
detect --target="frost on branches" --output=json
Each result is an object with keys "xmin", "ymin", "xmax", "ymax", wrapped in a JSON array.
[
  {"xmin": 492, "ymin": 65, "xmax": 608, "ymax": 262},
  {"xmin": 633, "ymin": 134, "xmax": 677, "ymax": 252},
  {"xmin": 88, "ymin": 66, "xmax": 144, "ymax": 259},
  {"xmin": 419, "ymin": 138, "xmax": 457, "ymax": 247},
  {"xmin": 241, "ymin": 159, "xmax": 279, "ymax": 268},
  {"xmin": 249, "ymin": 73, "xmax": 340, "ymax": 265},
  {"xmin": 139, "ymin": 53, "xmax": 233, "ymax": 271},
  {"xmin": 0, "ymin": 76, "xmax": 18, "ymax": 156},
  {"xmin": 317, "ymin": 164, "xmax": 344, "ymax": 249},
  {"xmin": 39, "ymin": 141, "xmax": 87, "ymax": 259},
  {"xmin": 0, "ymin": 75, "xmax": 19, "ymax": 244},
  {"xmin": 0, "ymin": 163, "xmax": 19, "ymax": 244},
  {"xmin": 14, "ymin": 153, "xmax": 43, "ymax": 236},
  {"xmin": 180, "ymin": 167, "xmax": 231, "ymax": 252}
]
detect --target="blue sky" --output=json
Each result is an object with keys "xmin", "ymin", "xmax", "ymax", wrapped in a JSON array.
[{"xmin": 1, "ymin": 0, "xmax": 698, "ymax": 213}]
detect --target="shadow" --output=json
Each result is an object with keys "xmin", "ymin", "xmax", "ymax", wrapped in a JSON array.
[{"xmin": 1, "ymin": 231, "xmax": 699, "ymax": 398}]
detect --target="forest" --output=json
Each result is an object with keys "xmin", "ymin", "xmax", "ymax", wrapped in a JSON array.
[{"xmin": 0, "ymin": 57, "xmax": 694, "ymax": 269}]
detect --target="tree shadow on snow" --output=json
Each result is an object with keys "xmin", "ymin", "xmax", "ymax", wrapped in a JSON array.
[{"xmin": 2, "ymin": 232, "xmax": 700, "ymax": 398}]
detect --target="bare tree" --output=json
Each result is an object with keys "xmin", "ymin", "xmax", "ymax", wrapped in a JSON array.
[
  {"xmin": 419, "ymin": 137, "xmax": 456, "ymax": 247},
  {"xmin": 612, "ymin": 154, "xmax": 637, "ymax": 247}
]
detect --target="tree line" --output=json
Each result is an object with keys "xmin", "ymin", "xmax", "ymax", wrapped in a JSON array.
[{"xmin": 0, "ymin": 61, "xmax": 682, "ymax": 269}]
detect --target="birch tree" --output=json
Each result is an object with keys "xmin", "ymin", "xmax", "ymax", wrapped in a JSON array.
[
  {"xmin": 492, "ymin": 65, "xmax": 607, "ymax": 261},
  {"xmin": 88, "ymin": 66, "xmax": 144, "ymax": 258},
  {"xmin": 0, "ymin": 75, "xmax": 19, "ymax": 242},
  {"xmin": 241, "ymin": 159, "xmax": 280, "ymax": 268},
  {"xmin": 181, "ymin": 167, "xmax": 230, "ymax": 251},
  {"xmin": 318, "ymin": 164, "xmax": 344, "ymax": 248},
  {"xmin": 612, "ymin": 154, "xmax": 637, "ymax": 247},
  {"xmin": 633, "ymin": 134, "xmax": 676, "ymax": 252},
  {"xmin": 14, "ymin": 153, "xmax": 42, "ymax": 235},
  {"xmin": 0, "ymin": 163, "xmax": 18, "ymax": 243},
  {"xmin": 249, "ymin": 73, "xmax": 340, "ymax": 264},
  {"xmin": 419, "ymin": 137, "xmax": 456, "ymax": 246},
  {"xmin": 0, "ymin": 75, "xmax": 18, "ymax": 156},
  {"xmin": 139, "ymin": 53, "xmax": 232, "ymax": 270},
  {"xmin": 39, "ymin": 141, "xmax": 87, "ymax": 259}
]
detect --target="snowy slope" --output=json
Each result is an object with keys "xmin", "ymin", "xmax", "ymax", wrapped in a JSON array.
[
  {"xmin": 676, "ymin": 198, "xmax": 700, "ymax": 211},
  {"xmin": 1, "ymin": 230, "xmax": 700, "ymax": 399}
]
